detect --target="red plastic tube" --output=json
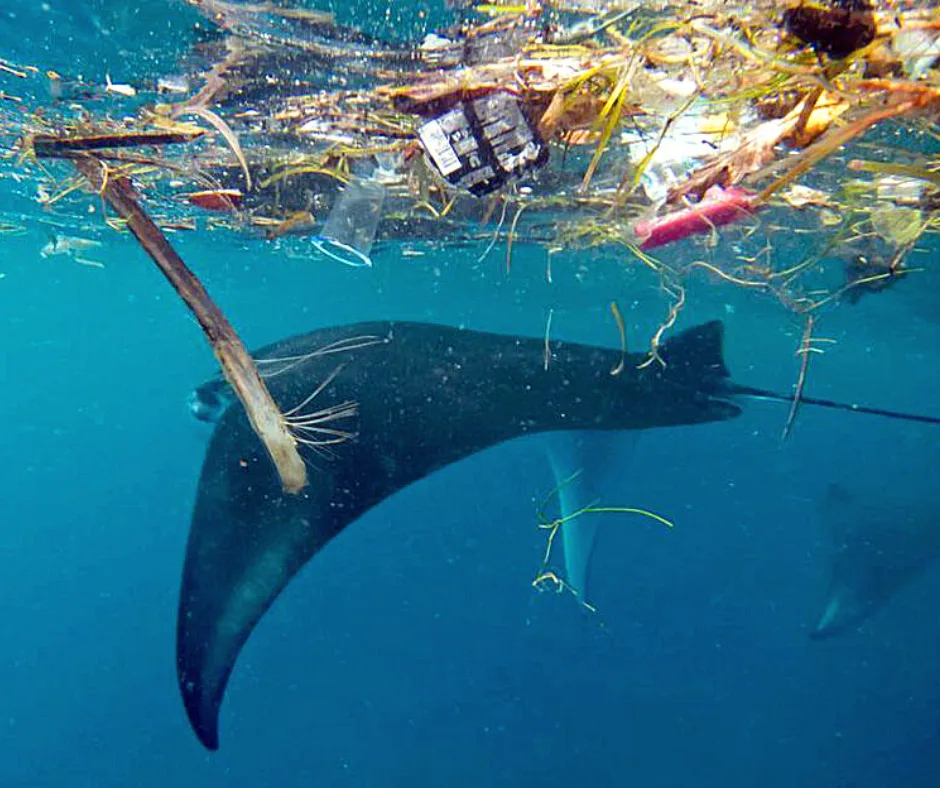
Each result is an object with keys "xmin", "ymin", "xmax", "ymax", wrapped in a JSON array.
[{"xmin": 633, "ymin": 186, "xmax": 762, "ymax": 250}]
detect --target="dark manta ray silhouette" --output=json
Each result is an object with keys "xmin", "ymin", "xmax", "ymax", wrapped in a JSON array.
[
  {"xmin": 179, "ymin": 319, "xmax": 741, "ymax": 749},
  {"xmin": 810, "ymin": 483, "xmax": 940, "ymax": 639},
  {"xmin": 178, "ymin": 319, "xmax": 940, "ymax": 749}
]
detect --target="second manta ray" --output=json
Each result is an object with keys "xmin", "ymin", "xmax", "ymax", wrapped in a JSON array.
[{"xmin": 178, "ymin": 319, "xmax": 939, "ymax": 750}]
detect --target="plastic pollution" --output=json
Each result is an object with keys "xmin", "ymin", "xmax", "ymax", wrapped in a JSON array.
[
  {"xmin": 633, "ymin": 185, "xmax": 760, "ymax": 249},
  {"xmin": 627, "ymin": 93, "xmax": 746, "ymax": 205},
  {"xmin": 312, "ymin": 177, "xmax": 386, "ymax": 267},
  {"xmin": 875, "ymin": 174, "xmax": 925, "ymax": 206},
  {"xmin": 892, "ymin": 28, "xmax": 940, "ymax": 80},
  {"xmin": 417, "ymin": 90, "xmax": 547, "ymax": 197}
]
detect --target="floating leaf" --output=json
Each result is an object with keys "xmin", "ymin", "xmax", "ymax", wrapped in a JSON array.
[
  {"xmin": 871, "ymin": 205, "xmax": 924, "ymax": 246},
  {"xmin": 782, "ymin": 184, "xmax": 830, "ymax": 209}
]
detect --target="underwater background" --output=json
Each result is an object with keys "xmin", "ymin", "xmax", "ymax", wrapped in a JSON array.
[{"xmin": 1, "ymin": 2, "xmax": 940, "ymax": 786}]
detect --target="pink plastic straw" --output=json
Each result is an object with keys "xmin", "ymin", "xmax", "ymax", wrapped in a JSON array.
[{"xmin": 633, "ymin": 186, "xmax": 762, "ymax": 250}]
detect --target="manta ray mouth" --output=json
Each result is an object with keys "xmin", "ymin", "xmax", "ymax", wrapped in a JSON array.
[{"xmin": 187, "ymin": 379, "xmax": 233, "ymax": 423}]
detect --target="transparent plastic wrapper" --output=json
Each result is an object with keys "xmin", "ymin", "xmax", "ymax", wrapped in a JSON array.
[{"xmin": 312, "ymin": 177, "xmax": 387, "ymax": 267}]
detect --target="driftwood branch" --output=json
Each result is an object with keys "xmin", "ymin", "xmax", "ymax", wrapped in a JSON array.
[
  {"xmin": 32, "ymin": 129, "xmax": 204, "ymax": 155},
  {"xmin": 68, "ymin": 155, "xmax": 307, "ymax": 494}
]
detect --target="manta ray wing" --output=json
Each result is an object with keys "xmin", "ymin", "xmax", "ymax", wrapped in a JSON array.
[{"xmin": 543, "ymin": 432, "xmax": 638, "ymax": 603}]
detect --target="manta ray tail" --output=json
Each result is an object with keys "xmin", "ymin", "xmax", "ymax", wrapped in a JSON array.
[{"xmin": 728, "ymin": 385, "xmax": 940, "ymax": 427}]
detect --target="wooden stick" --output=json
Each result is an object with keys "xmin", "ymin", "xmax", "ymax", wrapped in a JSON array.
[
  {"xmin": 73, "ymin": 156, "xmax": 307, "ymax": 494},
  {"xmin": 782, "ymin": 315, "xmax": 816, "ymax": 442},
  {"xmin": 32, "ymin": 130, "xmax": 204, "ymax": 156}
]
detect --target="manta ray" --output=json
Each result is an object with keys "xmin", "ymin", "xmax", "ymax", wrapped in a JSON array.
[
  {"xmin": 178, "ymin": 319, "xmax": 940, "ymax": 749},
  {"xmin": 179, "ymin": 319, "xmax": 742, "ymax": 749},
  {"xmin": 810, "ymin": 483, "xmax": 940, "ymax": 639}
]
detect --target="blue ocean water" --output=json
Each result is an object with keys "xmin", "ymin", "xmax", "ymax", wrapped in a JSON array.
[{"xmin": 2, "ymin": 3, "xmax": 939, "ymax": 787}]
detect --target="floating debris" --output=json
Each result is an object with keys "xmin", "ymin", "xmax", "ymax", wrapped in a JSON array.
[
  {"xmin": 185, "ymin": 188, "xmax": 244, "ymax": 211},
  {"xmin": 782, "ymin": 0, "xmax": 876, "ymax": 61},
  {"xmin": 104, "ymin": 74, "xmax": 137, "ymax": 98},
  {"xmin": 3, "ymin": 0, "xmax": 937, "ymax": 390},
  {"xmin": 634, "ymin": 186, "xmax": 761, "ymax": 250},
  {"xmin": 40, "ymin": 234, "xmax": 103, "ymax": 258}
]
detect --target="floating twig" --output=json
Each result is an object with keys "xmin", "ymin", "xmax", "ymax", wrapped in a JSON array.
[
  {"xmin": 609, "ymin": 300, "xmax": 627, "ymax": 376},
  {"xmin": 543, "ymin": 307, "xmax": 554, "ymax": 371},
  {"xmin": 177, "ymin": 106, "xmax": 253, "ymax": 191},
  {"xmin": 638, "ymin": 282, "xmax": 686, "ymax": 370},
  {"xmin": 532, "ymin": 468, "xmax": 673, "ymax": 609},
  {"xmin": 758, "ymin": 95, "xmax": 937, "ymax": 203},
  {"xmin": 781, "ymin": 315, "xmax": 836, "ymax": 441},
  {"xmin": 505, "ymin": 201, "xmax": 529, "ymax": 274},
  {"xmin": 31, "ymin": 130, "xmax": 205, "ymax": 156},
  {"xmin": 477, "ymin": 194, "xmax": 508, "ymax": 263},
  {"xmin": 71, "ymin": 156, "xmax": 307, "ymax": 493}
]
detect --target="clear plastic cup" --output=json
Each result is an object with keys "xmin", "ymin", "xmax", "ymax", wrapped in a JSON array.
[{"xmin": 312, "ymin": 177, "xmax": 386, "ymax": 267}]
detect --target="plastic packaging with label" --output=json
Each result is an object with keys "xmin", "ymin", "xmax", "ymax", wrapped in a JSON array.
[{"xmin": 417, "ymin": 91, "xmax": 548, "ymax": 197}]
